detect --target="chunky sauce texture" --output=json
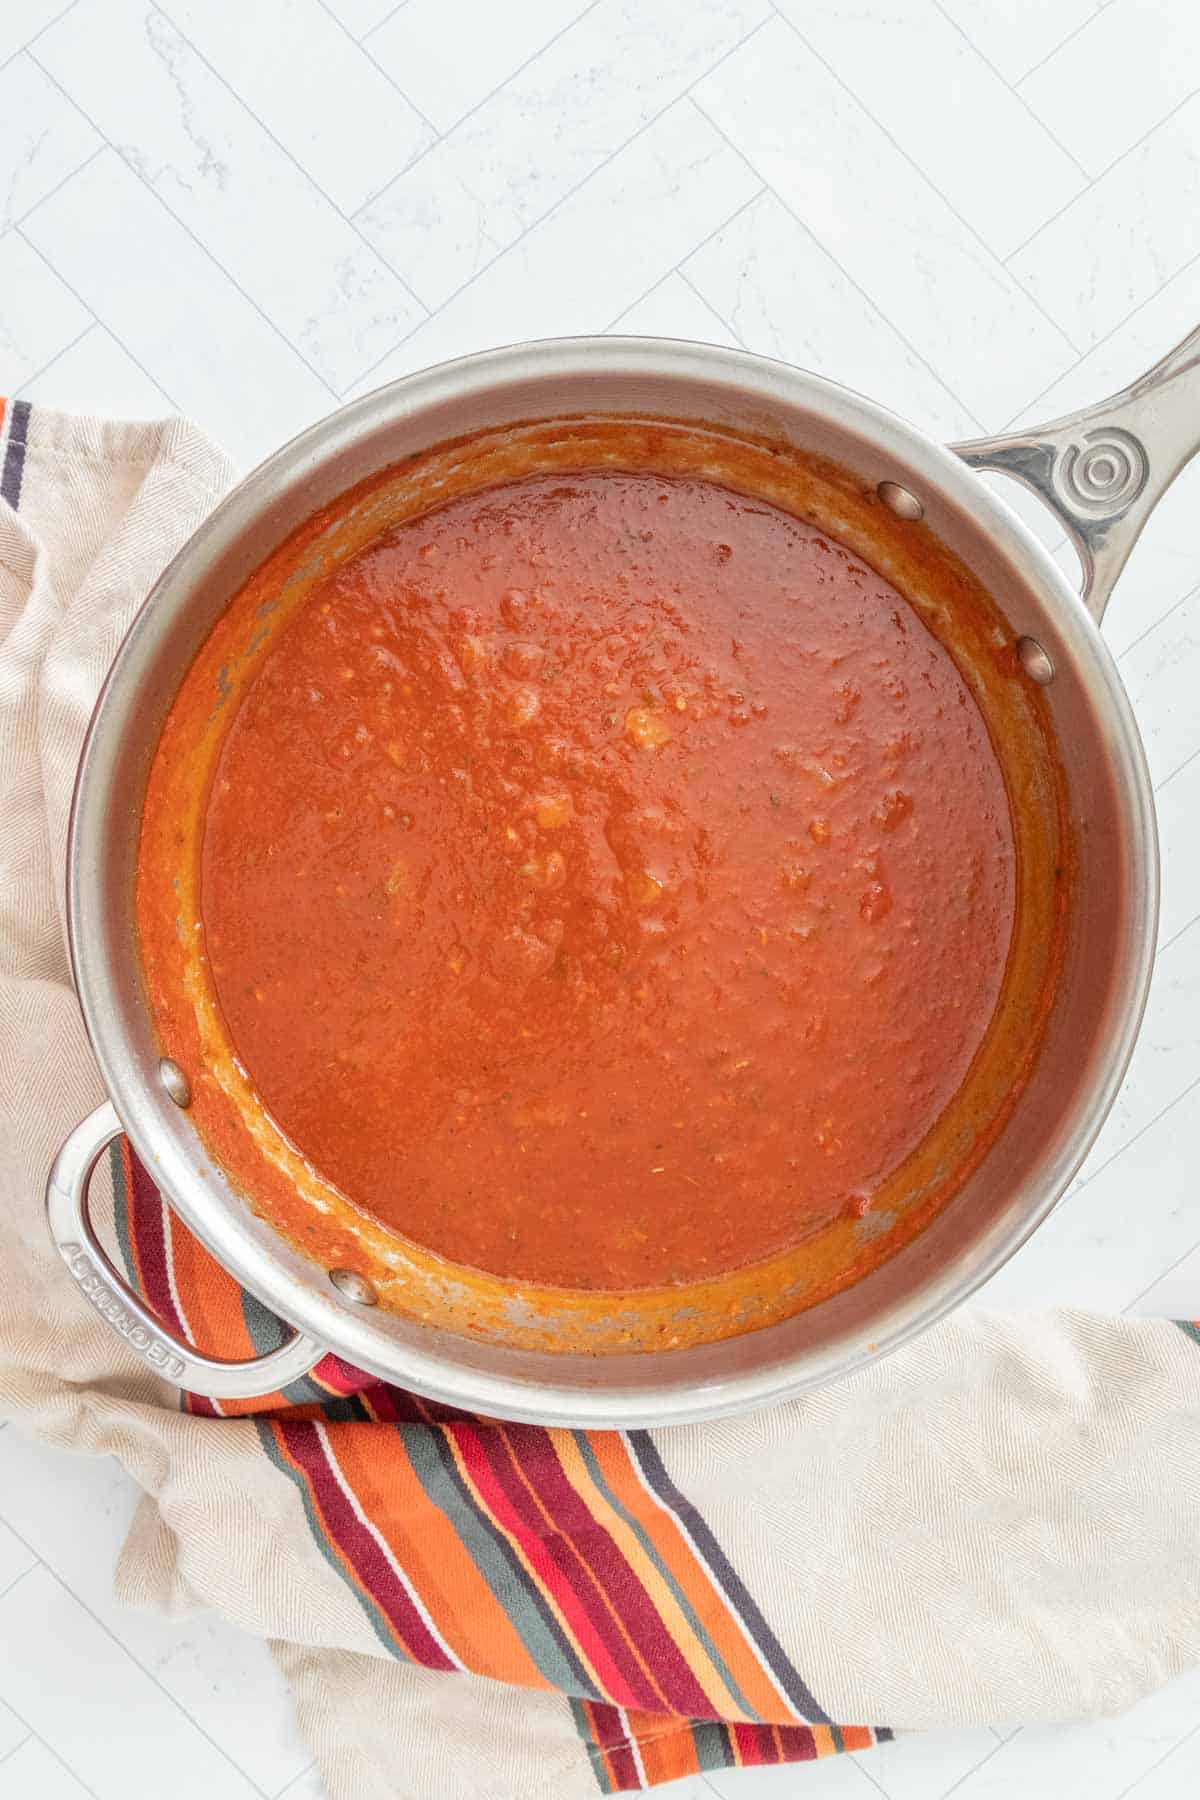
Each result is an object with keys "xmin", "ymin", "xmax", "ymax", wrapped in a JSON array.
[{"xmin": 201, "ymin": 472, "xmax": 1015, "ymax": 1291}]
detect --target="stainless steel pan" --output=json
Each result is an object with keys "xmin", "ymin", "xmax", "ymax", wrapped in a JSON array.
[{"xmin": 46, "ymin": 329, "xmax": 1198, "ymax": 1425}]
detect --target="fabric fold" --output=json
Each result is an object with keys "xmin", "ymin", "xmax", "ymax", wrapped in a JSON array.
[{"xmin": 1, "ymin": 401, "xmax": 1197, "ymax": 1800}]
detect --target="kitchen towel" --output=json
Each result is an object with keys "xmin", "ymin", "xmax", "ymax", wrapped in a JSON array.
[{"xmin": 1, "ymin": 400, "xmax": 1198, "ymax": 1800}]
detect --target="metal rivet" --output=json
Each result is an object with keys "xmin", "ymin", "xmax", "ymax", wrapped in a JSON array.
[
  {"xmin": 329, "ymin": 1268, "xmax": 378, "ymax": 1306},
  {"xmin": 1016, "ymin": 636, "xmax": 1055, "ymax": 685},
  {"xmin": 877, "ymin": 480, "xmax": 924, "ymax": 521},
  {"xmin": 159, "ymin": 1058, "xmax": 191, "ymax": 1108}
]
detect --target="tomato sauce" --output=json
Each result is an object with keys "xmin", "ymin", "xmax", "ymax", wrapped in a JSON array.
[{"xmin": 200, "ymin": 471, "xmax": 1015, "ymax": 1291}]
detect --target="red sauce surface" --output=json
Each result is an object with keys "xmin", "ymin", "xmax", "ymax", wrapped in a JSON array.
[{"xmin": 201, "ymin": 472, "xmax": 1015, "ymax": 1290}]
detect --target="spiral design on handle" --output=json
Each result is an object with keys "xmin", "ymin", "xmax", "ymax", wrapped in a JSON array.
[{"xmin": 1057, "ymin": 426, "xmax": 1148, "ymax": 517}]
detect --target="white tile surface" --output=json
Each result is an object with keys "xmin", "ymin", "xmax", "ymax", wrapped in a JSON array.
[
  {"xmin": 1019, "ymin": 0, "xmax": 1200, "ymax": 176},
  {"xmin": 0, "ymin": 1514, "xmax": 36, "ymax": 1601},
  {"xmin": 21, "ymin": 149, "xmax": 333, "ymax": 465},
  {"xmin": 35, "ymin": 0, "xmax": 423, "ymax": 391},
  {"xmin": 683, "ymin": 191, "xmax": 978, "ymax": 438},
  {"xmin": 1133, "ymin": 1238, "xmax": 1200, "ymax": 1319},
  {"xmin": 949, "ymin": 1668, "xmax": 1200, "ymax": 1799},
  {"xmin": 1009, "ymin": 93, "xmax": 1200, "ymax": 350},
  {"xmin": 3, "ymin": 2, "xmax": 1200, "ymax": 1795},
  {"xmin": 1006, "ymin": 250, "xmax": 1200, "ymax": 430},
  {"xmin": 693, "ymin": 15, "xmax": 1075, "ymax": 427},
  {"xmin": 0, "ymin": 229, "xmax": 89, "ymax": 386},
  {"xmin": 937, "ymin": 0, "xmax": 1107, "ymax": 85},
  {"xmin": 0, "ymin": 52, "xmax": 99, "ymax": 230},
  {"xmin": 0, "ymin": 1693, "xmax": 29, "ymax": 1762},
  {"xmin": 16, "ymin": 322, "xmax": 176, "ymax": 419},
  {"xmin": 1125, "ymin": 1726, "xmax": 1200, "ymax": 1797},
  {"xmin": 357, "ymin": 0, "xmax": 769, "ymax": 308},
  {"xmin": 778, "ymin": 1, "xmax": 1086, "ymax": 260},
  {"xmin": 276, "ymin": 1766, "xmax": 330, "ymax": 1800},
  {"xmin": 0, "ymin": 1431, "xmax": 312, "ymax": 1798},
  {"xmin": 348, "ymin": 100, "xmax": 760, "ymax": 391},
  {"xmin": 368, "ymin": 0, "xmax": 594, "ymax": 134},
  {"xmin": 1080, "ymin": 912, "xmax": 1200, "ymax": 1173},
  {"xmin": 320, "ymin": 0, "xmax": 398, "ymax": 38},
  {"xmin": 971, "ymin": 470, "xmax": 1068, "ymax": 558},
  {"xmin": 977, "ymin": 1078, "xmax": 1200, "ymax": 1314},
  {"xmin": 1098, "ymin": 470, "xmax": 1200, "ymax": 664},
  {"xmin": 0, "ymin": 1565, "xmax": 263, "ymax": 1800},
  {"xmin": 1119, "ymin": 584, "xmax": 1200, "ymax": 789},
  {"xmin": 706, "ymin": 1749, "xmax": 878, "ymax": 1795},
  {"xmin": 612, "ymin": 270, "xmax": 742, "ymax": 347},
  {"xmin": 1153, "ymin": 748, "xmax": 1200, "ymax": 949},
  {"xmin": 853, "ymin": 1726, "xmax": 1003, "ymax": 1798},
  {"xmin": 0, "ymin": 1734, "xmax": 94, "ymax": 1798},
  {"xmin": 0, "ymin": 0, "xmax": 78, "ymax": 68},
  {"xmin": 158, "ymin": 0, "xmax": 435, "ymax": 215}
]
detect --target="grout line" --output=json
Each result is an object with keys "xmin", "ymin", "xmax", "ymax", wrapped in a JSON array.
[
  {"xmin": 146, "ymin": 2, "xmax": 430, "ymax": 332},
  {"xmin": 340, "ymin": 15, "xmax": 776, "ymax": 396},
  {"xmin": 23, "ymin": 57, "xmax": 344, "ymax": 404},
  {"xmin": 687, "ymin": 87, "xmax": 986, "ymax": 433},
  {"xmin": 274, "ymin": 1757, "xmax": 320, "ymax": 1798},
  {"xmin": 310, "ymin": 0, "xmax": 440, "ymax": 138},
  {"xmin": 767, "ymin": 2, "xmax": 1082, "ymax": 358},
  {"xmin": 1154, "ymin": 735, "xmax": 1200, "ymax": 805},
  {"xmin": 0, "ymin": 0, "xmax": 82, "ymax": 77},
  {"xmin": 1015, "ymin": 1, "xmax": 1111, "ymax": 87},
  {"xmin": 667, "ymin": 175, "xmax": 770, "ymax": 280},
  {"xmin": 675, "ymin": 264, "xmax": 750, "ymax": 349},
  {"xmin": 850, "ymin": 1747, "xmax": 889, "ymax": 1795},
  {"xmin": 1077, "ymin": 1066, "xmax": 1200, "ymax": 1200},
  {"xmin": 942, "ymin": 1729, "xmax": 1010, "ymax": 1795},
  {"xmin": 12, "ymin": 321, "xmax": 96, "ymax": 394},
  {"xmin": 1152, "ymin": 745, "xmax": 1200, "ymax": 799},
  {"xmin": 611, "ymin": 182, "xmax": 770, "ymax": 340},
  {"xmin": 1002, "ymin": 81, "xmax": 1200, "ymax": 265},
  {"xmin": 930, "ymin": 0, "xmax": 1091, "ymax": 180},
  {"xmin": 355, "ymin": 4, "xmax": 772, "ymax": 247},
  {"xmin": 360, "ymin": 0, "xmax": 605, "ymax": 155},
  {"xmin": 604, "ymin": 185, "xmax": 764, "ymax": 337},
  {"xmin": 996, "ymin": 243, "xmax": 1200, "ymax": 433},
  {"xmin": 0, "ymin": 1554, "xmax": 273, "ymax": 1800},
  {"xmin": 1116, "ymin": 579, "xmax": 1200, "ymax": 666},
  {"xmin": 14, "ymin": 225, "xmax": 188, "ymax": 416},
  {"xmin": 0, "ymin": 1726, "xmax": 102, "ymax": 1799},
  {"xmin": 1115, "ymin": 1720, "xmax": 1200, "ymax": 1797},
  {"xmin": 1067, "ymin": 896, "xmax": 1200, "ymax": 1194},
  {"xmin": 0, "ymin": 1732, "xmax": 33, "ymax": 1768},
  {"xmin": 0, "ymin": 1554, "xmax": 39, "ymax": 1608},
  {"xmin": 0, "ymin": 1574, "xmax": 103, "ymax": 1799},
  {"xmin": 1123, "ymin": 1234, "xmax": 1200, "ymax": 1314},
  {"xmin": 4, "ymin": 226, "xmax": 100, "ymax": 342},
  {"xmin": 14, "ymin": 319, "xmax": 177, "ymax": 414},
  {"xmin": 7, "ymin": 137, "xmax": 107, "ymax": 233},
  {"xmin": 352, "ymin": 157, "xmax": 430, "ymax": 221},
  {"xmin": 39, "ymin": 1734, "xmax": 103, "ymax": 1799},
  {"xmin": 359, "ymin": 0, "xmax": 408, "ymax": 42}
]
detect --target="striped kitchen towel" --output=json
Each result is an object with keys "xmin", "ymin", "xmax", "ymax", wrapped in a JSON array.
[{"xmin": 2, "ymin": 401, "xmax": 1198, "ymax": 1800}]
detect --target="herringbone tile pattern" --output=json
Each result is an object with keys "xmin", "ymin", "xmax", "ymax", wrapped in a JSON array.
[{"xmin": 3, "ymin": 2, "xmax": 1200, "ymax": 1795}]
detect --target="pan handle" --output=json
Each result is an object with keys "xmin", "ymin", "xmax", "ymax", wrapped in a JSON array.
[
  {"xmin": 954, "ymin": 323, "xmax": 1200, "ymax": 624},
  {"xmin": 46, "ymin": 1101, "xmax": 326, "ymax": 1400}
]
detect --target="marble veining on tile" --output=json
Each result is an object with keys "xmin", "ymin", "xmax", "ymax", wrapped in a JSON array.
[{"xmin": 4, "ymin": 1, "xmax": 1200, "ymax": 1795}]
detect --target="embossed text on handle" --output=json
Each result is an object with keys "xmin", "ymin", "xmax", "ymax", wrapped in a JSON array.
[{"xmin": 60, "ymin": 1239, "xmax": 187, "ymax": 1380}]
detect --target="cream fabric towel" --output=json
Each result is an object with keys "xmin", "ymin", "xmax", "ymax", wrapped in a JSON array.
[{"xmin": 1, "ymin": 405, "xmax": 1198, "ymax": 1800}]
